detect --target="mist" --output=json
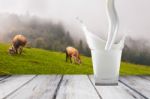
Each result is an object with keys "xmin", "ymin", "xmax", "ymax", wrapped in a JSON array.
[{"xmin": 0, "ymin": 0, "xmax": 150, "ymax": 41}]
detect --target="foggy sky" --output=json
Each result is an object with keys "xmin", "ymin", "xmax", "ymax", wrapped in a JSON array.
[{"xmin": 0, "ymin": 0, "xmax": 150, "ymax": 42}]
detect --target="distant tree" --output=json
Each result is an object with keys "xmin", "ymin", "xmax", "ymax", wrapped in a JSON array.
[
  {"xmin": 65, "ymin": 31, "xmax": 74, "ymax": 46},
  {"xmin": 34, "ymin": 37, "xmax": 47, "ymax": 49},
  {"xmin": 77, "ymin": 40, "xmax": 84, "ymax": 54},
  {"xmin": 84, "ymin": 45, "xmax": 91, "ymax": 57}
]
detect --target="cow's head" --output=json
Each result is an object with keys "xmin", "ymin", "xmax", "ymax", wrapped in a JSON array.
[
  {"xmin": 9, "ymin": 46, "xmax": 16, "ymax": 54},
  {"xmin": 76, "ymin": 56, "xmax": 81, "ymax": 64}
]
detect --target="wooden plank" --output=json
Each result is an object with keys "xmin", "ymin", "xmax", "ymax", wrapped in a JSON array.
[
  {"xmin": 120, "ymin": 76, "xmax": 150, "ymax": 99},
  {"xmin": 56, "ymin": 75, "xmax": 101, "ymax": 99},
  {"xmin": 0, "ymin": 76, "xmax": 10, "ymax": 81},
  {"xmin": 89, "ymin": 75, "xmax": 145, "ymax": 99},
  {"xmin": 6, "ymin": 75, "xmax": 62, "ymax": 99},
  {"xmin": 140, "ymin": 76, "xmax": 150, "ymax": 81},
  {"xmin": 119, "ymin": 83, "xmax": 146, "ymax": 99},
  {"xmin": 0, "ymin": 75, "xmax": 36, "ymax": 99}
]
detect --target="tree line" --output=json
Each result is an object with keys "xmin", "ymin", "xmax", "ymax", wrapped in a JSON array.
[
  {"xmin": 122, "ymin": 37, "xmax": 150, "ymax": 66},
  {"xmin": 0, "ymin": 14, "xmax": 149, "ymax": 66},
  {"xmin": 1, "ymin": 14, "xmax": 91, "ymax": 56}
]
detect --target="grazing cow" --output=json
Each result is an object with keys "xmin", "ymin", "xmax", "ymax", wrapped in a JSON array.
[
  {"xmin": 66, "ymin": 46, "xmax": 81, "ymax": 64},
  {"xmin": 9, "ymin": 34, "xmax": 27, "ymax": 54}
]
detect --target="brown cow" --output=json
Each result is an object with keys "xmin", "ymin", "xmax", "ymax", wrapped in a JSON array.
[
  {"xmin": 9, "ymin": 34, "xmax": 27, "ymax": 54},
  {"xmin": 66, "ymin": 46, "xmax": 81, "ymax": 64}
]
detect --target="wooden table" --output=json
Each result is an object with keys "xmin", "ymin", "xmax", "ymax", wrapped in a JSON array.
[{"xmin": 0, "ymin": 75, "xmax": 149, "ymax": 99}]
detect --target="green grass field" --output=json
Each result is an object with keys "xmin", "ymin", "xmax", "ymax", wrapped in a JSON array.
[{"xmin": 0, "ymin": 43, "xmax": 150, "ymax": 75}]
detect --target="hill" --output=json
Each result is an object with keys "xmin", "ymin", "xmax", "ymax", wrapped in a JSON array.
[{"xmin": 0, "ymin": 43, "xmax": 150, "ymax": 75}]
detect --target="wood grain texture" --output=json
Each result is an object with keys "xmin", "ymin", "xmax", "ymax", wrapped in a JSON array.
[
  {"xmin": 120, "ymin": 76, "xmax": 150, "ymax": 99},
  {"xmin": 0, "ymin": 75, "xmax": 149, "ymax": 99},
  {"xmin": 0, "ymin": 75, "xmax": 36, "ymax": 99},
  {"xmin": 140, "ymin": 76, "xmax": 150, "ymax": 81},
  {"xmin": 89, "ymin": 75, "xmax": 145, "ymax": 99},
  {"xmin": 56, "ymin": 75, "xmax": 100, "ymax": 99},
  {"xmin": 0, "ymin": 76, "xmax": 10, "ymax": 81},
  {"xmin": 119, "ymin": 82, "xmax": 146, "ymax": 99},
  {"xmin": 6, "ymin": 75, "xmax": 62, "ymax": 99}
]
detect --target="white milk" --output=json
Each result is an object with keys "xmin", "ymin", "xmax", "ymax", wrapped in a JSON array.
[
  {"xmin": 91, "ymin": 49, "xmax": 122, "ymax": 85},
  {"xmin": 77, "ymin": 0, "xmax": 125, "ymax": 85},
  {"xmin": 85, "ymin": 30, "xmax": 125, "ymax": 85}
]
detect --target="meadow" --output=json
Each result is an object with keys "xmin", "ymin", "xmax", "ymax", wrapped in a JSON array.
[{"xmin": 0, "ymin": 43, "xmax": 150, "ymax": 75}]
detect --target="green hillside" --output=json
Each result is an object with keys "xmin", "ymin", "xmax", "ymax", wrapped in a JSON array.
[{"xmin": 0, "ymin": 43, "xmax": 150, "ymax": 75}]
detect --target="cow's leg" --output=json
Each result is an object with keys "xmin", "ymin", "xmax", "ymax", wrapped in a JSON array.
[
  {"xmin": 15, "ymin": 48, "xmax": 18, "ymax": 54},
  {"xmin": 19, "ymin": 47, "xmax": 23, "ymax": 54},
  {"xmin": 66, "ymin": 55, "xmax": 68, "ymax": 62},
  {"xmin": 66, "ymin": 51, "xmax": 68, "ymax": 62},
  {"xmin": 70, "ymin": 56, "xmax": 72, "ymax": 63},
  {"xmin": 71, "ymin": 56, "xmax": 76, "ymax": 64},
  {"xmin": 74, "ymin": 57, "xmax": 77, "ymax": 64}
]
